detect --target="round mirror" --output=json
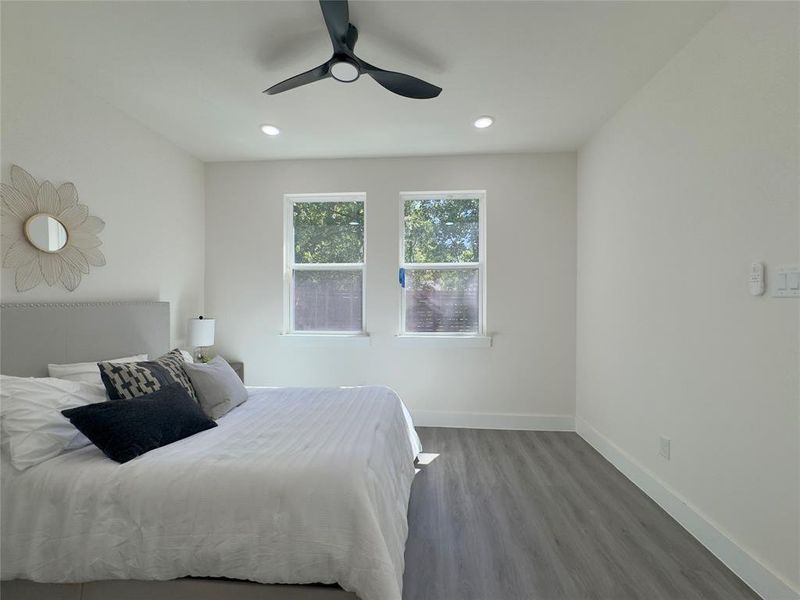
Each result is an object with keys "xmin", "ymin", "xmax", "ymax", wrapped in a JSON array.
[{"xmin": 24, "ymin": 213, "xmax": 68, "ymax": 252}]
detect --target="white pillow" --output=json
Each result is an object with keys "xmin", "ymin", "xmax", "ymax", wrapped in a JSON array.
[
  {"xmin": 180, "ymin": 350, "xmax": 194, "ymax": 364},
  {"xmin": 0, "ymin": 375, "xmax": 108, "ymax": 470},
  {"xmin": 48, "ymin": 354, "xmax": 148, "ymax": 385}
]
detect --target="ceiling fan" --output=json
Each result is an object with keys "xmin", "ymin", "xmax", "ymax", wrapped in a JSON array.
[{"xmin": 264, "ymin": 0, "xmax": 442, "ymax": 99}]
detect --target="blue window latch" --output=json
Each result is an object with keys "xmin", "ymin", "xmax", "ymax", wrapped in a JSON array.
[{"xmin": 398, "ymin": 268, "xmax": 406, "ymax": 288}]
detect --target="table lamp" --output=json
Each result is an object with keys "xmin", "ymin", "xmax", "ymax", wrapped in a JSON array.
[{"xmin": 188, "ymin": 316, "xmax": 215, "ymax": 363}]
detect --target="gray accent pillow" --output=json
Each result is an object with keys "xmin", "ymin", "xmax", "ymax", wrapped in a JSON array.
[{"xmin": 182, "ymin": 356, "xmax": 248, "ymax": 420}]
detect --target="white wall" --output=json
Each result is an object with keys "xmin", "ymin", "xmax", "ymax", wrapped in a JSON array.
[
  {"xmin": 576, "ymin": 2, "xmax": 799, "ymax": 596},
  {"xmin": 0, "ymin": 67, "xmax": 205, "ymax": 346},
  {"xmin": 205, "ymin": 153, "xmax": 576, "ymax": 425}
]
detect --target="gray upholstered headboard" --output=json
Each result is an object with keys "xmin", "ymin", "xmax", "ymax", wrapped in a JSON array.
[{"xmin": 0, "ymin": 301, "xmax": 170, "ymax": 377}]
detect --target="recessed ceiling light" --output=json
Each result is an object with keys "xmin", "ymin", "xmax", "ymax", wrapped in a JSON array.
[
  {"xmin": 473, "ymin": 116, "xmax": 494, "ymax": 129},
  {"xmin": 260, "ymin": 124, "xmax": 280, "ymax": 136}
]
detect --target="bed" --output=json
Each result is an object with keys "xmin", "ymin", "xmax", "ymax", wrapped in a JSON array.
[{"xmin": 0, "ymin": 302, "xmax": 421, "ymax": 600}]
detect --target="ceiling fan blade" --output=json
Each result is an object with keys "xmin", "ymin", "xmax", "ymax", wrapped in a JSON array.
[
  {"xmin": 320, "ymin": 0, "xmax": 350, "ymax": 51},
  {"xmin": 345, "ymin": 23, "xmax": 358, "ymax": 51},
  {"xmin": 263, "ymin": 62, "xmax": 331, "ymax": 95},
  {"xmin": 361, "ymin": 64, "xmax": 442, "ymax": 99}
]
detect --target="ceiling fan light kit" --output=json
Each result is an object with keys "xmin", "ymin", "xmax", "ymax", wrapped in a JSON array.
[
  {"xmin": 264, "ymin": 0, "xmax": 442, "ymax": 99},
  {"xmin": 330, "ymin": 59, "xmax": 360, "ymax": 83}
]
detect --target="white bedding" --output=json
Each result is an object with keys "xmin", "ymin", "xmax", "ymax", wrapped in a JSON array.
[{"xmin": 1, "ymin": 385, "xmax": 421, "ymax": 600}]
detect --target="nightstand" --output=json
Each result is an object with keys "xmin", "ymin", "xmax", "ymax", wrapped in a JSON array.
[{"xmin": 227, "ymin": 360, "xmax": 244, "ymax": 382}]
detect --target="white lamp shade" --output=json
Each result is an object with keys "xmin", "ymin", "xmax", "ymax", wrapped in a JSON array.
[{"xmin": 188, "ymin": 318, "xmax": 215, "ymax": 347}]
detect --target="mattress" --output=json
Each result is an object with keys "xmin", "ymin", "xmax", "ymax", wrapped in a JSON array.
[{"xmin": 1, "ymin": 385, "xmax": 421, "ymax": 600}]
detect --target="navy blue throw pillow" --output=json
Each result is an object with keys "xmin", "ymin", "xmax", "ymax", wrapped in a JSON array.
[{"xmin": 62, "ymin": 383, "xmax": 217, "ymax": 463}]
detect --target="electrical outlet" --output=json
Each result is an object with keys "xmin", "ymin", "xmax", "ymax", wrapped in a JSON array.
[{"xmin": 659, "ymin": 436, "xmax": 671, "ymax": 460}]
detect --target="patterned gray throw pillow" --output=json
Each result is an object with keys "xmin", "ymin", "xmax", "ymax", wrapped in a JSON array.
[{"xmin": 98, "ymin": 349, "xmax": 197, "ymax": 401}]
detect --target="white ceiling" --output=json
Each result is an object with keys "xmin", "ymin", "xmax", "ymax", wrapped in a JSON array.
[{"xmin": 1, "ymin": 1, "xmax": 721, "ymax": 162}]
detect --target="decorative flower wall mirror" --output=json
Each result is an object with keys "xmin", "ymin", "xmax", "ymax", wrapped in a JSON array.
[{"xmin": 1, "ymin": 165, "xmax": 106, "ymax": 292}]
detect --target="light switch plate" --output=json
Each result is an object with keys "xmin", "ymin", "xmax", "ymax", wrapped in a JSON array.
[
  {"xmin": 773, "ymin": 266, "xmax": 800, "ymax": 297},
  {"xmin": 659, "ymin": 436, "xmax": 671, "ymax": 460}
]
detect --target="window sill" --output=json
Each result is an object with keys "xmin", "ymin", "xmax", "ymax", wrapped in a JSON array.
[
  {"xmin": 393, "ymin": 335, "xmax": 492, "ymax": 348},
  {"xmin": 279, "ymin": 333, "xmax": 372, "ymax": 347}
]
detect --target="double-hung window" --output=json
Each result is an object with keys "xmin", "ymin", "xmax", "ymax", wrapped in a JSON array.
[
  {"xmin": 284, "ymin": 193, "xmax": 365, "ymax": 334},
  {"xmin": 399, "ymin": 191, "xmax": 486, "ymax": 336}
]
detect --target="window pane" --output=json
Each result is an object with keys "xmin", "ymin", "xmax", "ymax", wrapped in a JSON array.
[
  {"xmin": 294, "ymin": 270, "xmax": 363, "ymax": 332},
  {"xmin": 294, "ymin": 201, "xmax": 364, "ymax": 264},
  {"xmin": 404, "ymin": 198, "xmax": 479, "ymax": 263},
  {"xmin": 404, "ymin": 269, "xmax": 479, "ymax": 333}
]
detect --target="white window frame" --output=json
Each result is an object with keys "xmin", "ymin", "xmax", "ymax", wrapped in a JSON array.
[
  {"xmin": 398, "ymin": 190, "xmax": 487, "ymax": 338},
  {"xmin": 284, "ymin": 192, "xmax": 367, "ymax": 336}
]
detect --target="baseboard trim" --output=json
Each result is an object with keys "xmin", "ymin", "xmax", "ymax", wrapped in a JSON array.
[
  {"xmin": 576, "ymin": 417, "xmax": 799, "ymax": 600},
  {"xmin": 412, "ymin": 410, "xmax": 575, "ymax": 431}
]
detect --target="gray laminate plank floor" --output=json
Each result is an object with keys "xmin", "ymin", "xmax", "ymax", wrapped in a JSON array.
[{"xmin": 402, "ymin": 428, "xmax": 759, "ymax": 600}]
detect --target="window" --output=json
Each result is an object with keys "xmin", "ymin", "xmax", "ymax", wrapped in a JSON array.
[
  {"xmin": 400, "ymin": 191, "xmax": 486, "ymax": 335},
  {"xmin": 284, "ymin": 193, "xmax": 365, "ymax": 334}
]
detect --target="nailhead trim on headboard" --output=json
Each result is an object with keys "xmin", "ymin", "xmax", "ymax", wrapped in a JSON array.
[{"xmin": 1, "ymin": 301, "xmax": 164, "ymax": 309}]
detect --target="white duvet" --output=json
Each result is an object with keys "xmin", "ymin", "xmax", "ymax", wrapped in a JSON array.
[{"xmin": 1, "ymin": 386, "xmax": 421, "ymax": 600}]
